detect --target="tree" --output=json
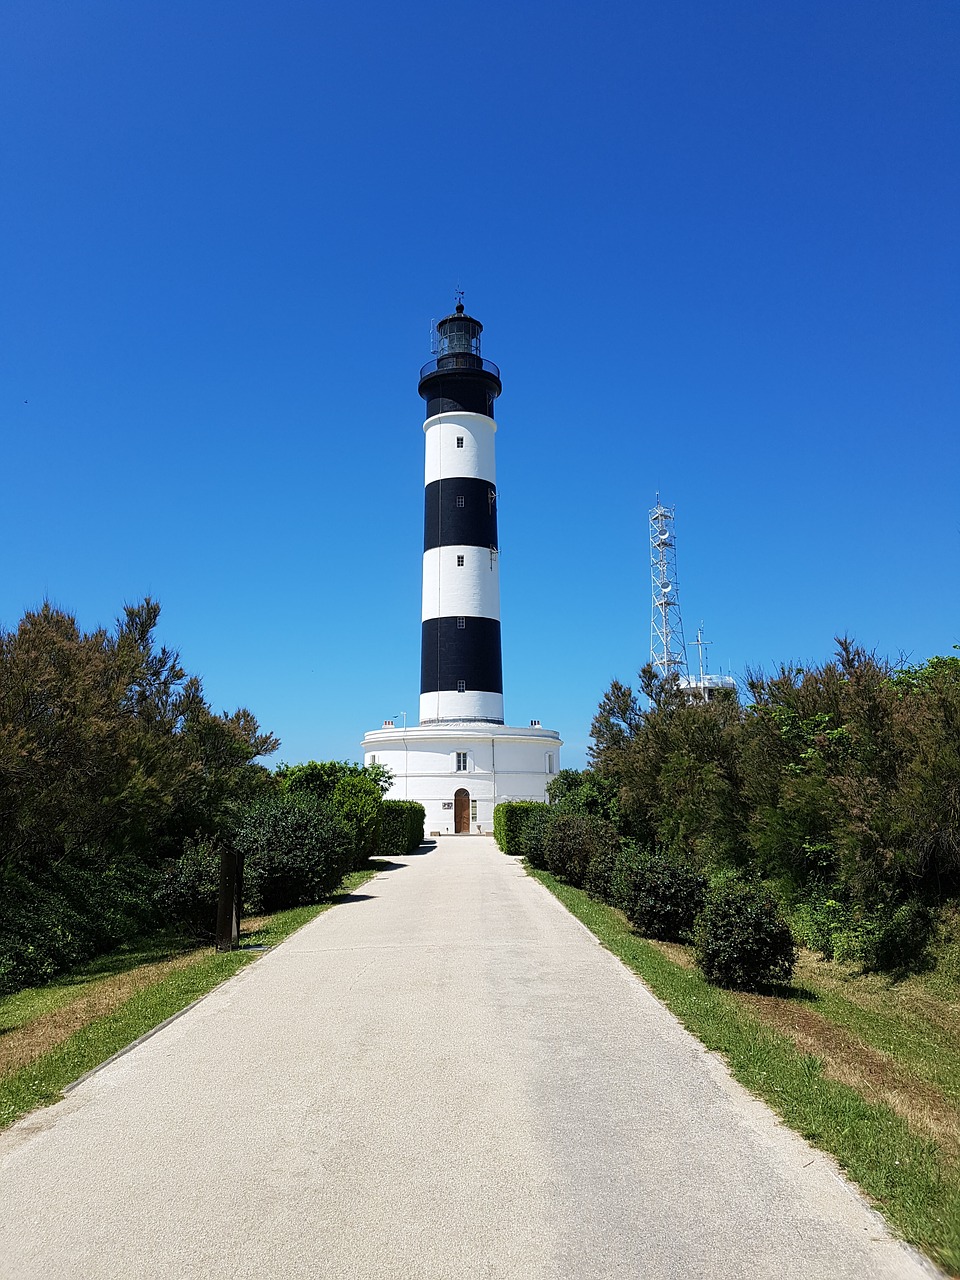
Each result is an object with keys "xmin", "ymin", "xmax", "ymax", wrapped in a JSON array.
[{"xmin": 0, "ymin": 598, "xmax": 278, "ymax": 874}]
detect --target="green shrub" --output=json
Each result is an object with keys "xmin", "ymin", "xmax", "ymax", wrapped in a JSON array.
[
  {"xmin": 277, "ymin": 760, "xmax": 352, "ymax": 802},
  {"xmin": 792, "ymin": 895, "xmax": 854, "ymax": 960},
  {"xmin": 831, "ymin": 922, "xmax": 870, "ymax": 967},
  {"xmin": 543, "ymin": 813, "xmax": 616, "ymax": 888},
  {"xmin": 154, "ymin": 837, "xmax": 222, "ymax": 938},
  {"xmin": 860, "ymin": 899, "xmax": 936, "ymax": 975},
  {"xmin": 278, "ymin": 761, "xmax": 390, "ymax": 867},
  {"xmin": 605, "ymin": 839, "xmax": 641, "ymax": 913},
  {"xmin": 0, "ymin": 852, "xmax": 159, "ymax": 995},
  {"xmin": 518, "ymin": 804, "xmax": 554, "ymax": 868},
  {"xmin": 331, "ymin": 773, "xmax": 383, "ymax": 868},
  {"xmin": 583, "ymin": 838, "xmax": 620, "ymax": 900},
  {"xmin": 792, "ymin": 895, "xmax": 935, "ymax": 976},
  {"xmin": 236, "ymin": 794, "xmax": 351, "ymax": 913},
  {"xmin": 694, "ymin": 876, "xmax": 797, "ymax": 990},
  {"xmin": 493, "ymin": 801, "xmax": 544, "ymax": 854},
  {"xmin": 380, "ymin": 801, "xmax": 426, "ymax": 856},
  {"xmin": 405, "ymin": 802, "xmax": 425, "ymax": 851},
  {"xmin": 615, "ymin": 846, "xmax": 706, "ymax": 941}
]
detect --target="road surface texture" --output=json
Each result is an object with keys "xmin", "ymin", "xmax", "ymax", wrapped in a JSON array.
[{"xmin": 0, "ymin": 837, "xmax": 938, "ymax": 1279}]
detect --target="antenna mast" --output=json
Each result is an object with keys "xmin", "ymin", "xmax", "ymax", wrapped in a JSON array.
[
  {"xmin": 692, "ymin": 622, "xmax": 711, "ymax": 685},
  {"xmin": 650, "ymin": 496, "xmax": 689, "ymax": 681}
]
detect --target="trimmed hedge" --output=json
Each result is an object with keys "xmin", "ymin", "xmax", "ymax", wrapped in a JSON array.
[
  {"xmin": 543, "ymin": 813, "xmax": 617, "ymax": 888},
  {"xmin": 236, "ymin": 794, "xmax": 352, "ymax": 913},
  {"xmin": 519, "ymin": 804, "xmax": 556, "ymax": 869},
  {"xmin": 493, "ymin": 801, "xmax": 546, "ymax": 854},
  {"xmin": 330, "ymin": 772, "xmax": 383, "ymax": 869},
  {"xmin": 380, "ymin": 801, "xmax": 426, "ymax": 856}
]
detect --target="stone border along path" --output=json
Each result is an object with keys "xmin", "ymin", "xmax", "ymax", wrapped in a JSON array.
[{"xmin": 0, "ymin": 836, "xmax": 941, "ymax": 1279}]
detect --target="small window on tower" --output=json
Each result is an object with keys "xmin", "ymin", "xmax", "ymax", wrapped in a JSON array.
[
  {"xmin": 456, "ymin": 495, "xmax": 465, "ymax": 508},
  {"xmin": 457, "ymin": 554, "xmax": 465, "ymax": 567},
  {"xmin": 456, "ymin": 752, "xmax": 467, "ymax": 771},
  {"xmin": 456, "ymin": 436, "xmax": 464, "ymax": 448},
  {"xmin": 457, "ymin": 616, "xmax": 465, "ymax": 629},
  {"xmin": 457, "ymin": 680, "xmax": 466, "ymax": 692}
]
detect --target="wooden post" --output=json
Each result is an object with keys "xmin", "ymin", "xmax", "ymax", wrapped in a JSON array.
[{"xmin": 215, "ymin": 847, "xmax": 240, "ymax": 952}]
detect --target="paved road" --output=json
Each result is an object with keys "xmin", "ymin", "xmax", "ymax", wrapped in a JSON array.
[{"xmin": 0, "ymin": 837, "xmax": 937, "ymax": 1279}]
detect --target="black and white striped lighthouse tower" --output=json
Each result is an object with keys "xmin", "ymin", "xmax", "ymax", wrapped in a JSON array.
[
  {"xmin": 361, "ymin": 299, "xmax": 561, "ymax": 835},
  {"xmin": 418, "ymin": 301, "xmax": 504, "ymax": 725}
]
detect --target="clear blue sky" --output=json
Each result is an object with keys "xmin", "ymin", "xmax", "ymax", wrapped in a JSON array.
[{"xmin": 2, "ymin": 1, "xmax": 957, "ymax": 768}]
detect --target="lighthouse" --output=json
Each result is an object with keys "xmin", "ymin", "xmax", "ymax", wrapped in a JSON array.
[
  {"xmin": 361, "ymin": 300, "xmax": 561, "ymax": 835},
  {"xmin": 419, "ymin": 302, "xmax": 503, "ymax": 725}
]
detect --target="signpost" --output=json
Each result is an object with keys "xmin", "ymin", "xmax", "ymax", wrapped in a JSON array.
[{"xmin": 215, "ymin": 848, "xmax": 243, "ymax": 951}]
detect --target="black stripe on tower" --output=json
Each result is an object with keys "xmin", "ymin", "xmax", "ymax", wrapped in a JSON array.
[
  {"xmin": 420, "ymin": 617, "xmax": 503, "ymax": 694},
  {"xmin": 423, "ymin": 478, "xmax": 498, "ymax": 553},
  {"xmin": 420, "ymin": 373, "xmax": 499, "ymax": 419}
]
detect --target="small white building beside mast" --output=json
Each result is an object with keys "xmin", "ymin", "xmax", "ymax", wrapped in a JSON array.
[{"xmin": 361, "ymin": 300, "xmax": 561, "ymax": 835}]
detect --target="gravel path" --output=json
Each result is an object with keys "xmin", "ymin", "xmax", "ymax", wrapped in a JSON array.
[{"xmin": 0, "ymin": 837, "xmax": 937, "ymax": 1279}]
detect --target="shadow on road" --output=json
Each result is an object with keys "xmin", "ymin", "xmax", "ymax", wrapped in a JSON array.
[{"xmin": 402, "ymin": 841, "xmax": 436, "ymax": 856}]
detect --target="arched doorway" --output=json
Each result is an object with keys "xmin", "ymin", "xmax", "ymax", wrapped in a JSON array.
[{"xmin": 454, "ymin": 788, "xmax": 470, "ymax": 834}]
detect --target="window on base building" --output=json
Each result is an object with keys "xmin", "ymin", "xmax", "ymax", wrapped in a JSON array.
[
  {"xmin": 457, "ymin": 554, "xmax": 464, "ymax": 567},
  {"xmin": 457, "ymin": 680, "xmax": 466, "ymax": 692},
  {"xmin": 470, "ymin": 800, "xmax": 477, "ymax": 822},
  {"xmin": 457, "ymin": 616, "xmax": 465, "ymax": 629},
  {"xmin": 456, "ymin": 751, "xmax": 467, "ymax": 771}
]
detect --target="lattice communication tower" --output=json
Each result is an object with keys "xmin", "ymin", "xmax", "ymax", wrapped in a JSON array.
[{"xmin": 650, "ymin": 497, "xmax": 689, "ymax": 681}]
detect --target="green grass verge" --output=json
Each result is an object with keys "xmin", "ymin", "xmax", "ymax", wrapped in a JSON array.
[
  {"xmin": 0, "ymin": 864, "xmax": 381, "ymax": 1133},
  {"xmin": 530, "ymin": 867, "xmax": 960, "ymax": 1276},
  {"xmin": 0, "ymin": 931, "xmax": 199, "ymax": 1033},
  {"xmin": 0, "ymin": 948, "xmax": 254, "ymax": 1129},
  {"xmin": 791, "ymin": 975, "xmax": 960, "ymax": 1108}
]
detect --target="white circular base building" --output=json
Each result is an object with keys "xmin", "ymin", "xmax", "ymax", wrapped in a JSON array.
[{"xmin": 362, "ymin": 720, "xmax": 561, "ymax": 835}]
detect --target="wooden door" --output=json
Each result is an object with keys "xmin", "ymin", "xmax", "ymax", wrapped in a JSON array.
[{"xmin": 454, "ymin": 788, "xmax": 470, "ymax": 833}]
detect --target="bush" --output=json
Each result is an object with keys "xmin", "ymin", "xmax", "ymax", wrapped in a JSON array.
[
  {"xmin": 519, "ymin": 804, "xmax": 555, "ymax": 869},
  {"xmin": 792, "ymin": 894, "xmax": 935, "ymax": 975},
  {"xmin": 615, "ymin": 847, "xmax": 706, "ymax": 941},
  {"xmin": 493, "ymin": 801, "xmax": 544, "ymax": 854},
  {"xmin": 603, "ymin": 840, "xmax": 640, "ymax": 913},
  {"xmin": 583, "ymin": 838, "xmax": 620, "ymax": 900},
  {"xmin": 404, "ymin": 801, "xmax": 425, "ymax": 851},
  {"xmin": 860, "ymin": 899, "xmax": 936, "ymax": 975},
  {"xmin": 792, "ymin": 895, "xmax": 854, "ymax": 960},
  {"xmin": 543, "ymin": 813, "xmax": 616, "ymax": 888},
  {"xmin": 0, "ymin": 851, "xmax": 159, "ymax": 995},
  {"xmin": 694, "ymin": 876, "xmax": 797, "ymax": 990},
  {"xmin": 380, "ymin": 801, "xmax": 426, "ymax": 856},
  {"xmin": 277, "ymin": 760, "xmax": 352, "ymax": 802},
  {"xmin": 331, "ymin": 772, "xmax": 383, "ymax": 868},
  {"xmin": 236, "ymin": 794, "xmax": 352, "ymax": 913},
  {"xmin": 154, "ymin": 837, "xmax": 222, "ymax": 938}
]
